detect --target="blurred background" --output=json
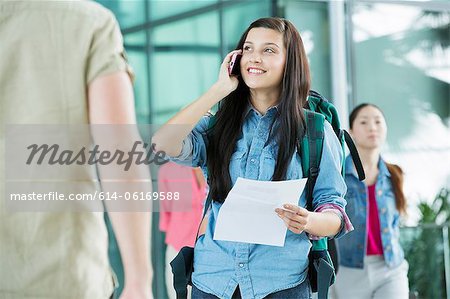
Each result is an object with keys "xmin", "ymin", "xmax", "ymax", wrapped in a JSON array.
[{"xmin": 94, "ymin": 0, "xmax": 449, "ymax": 298}]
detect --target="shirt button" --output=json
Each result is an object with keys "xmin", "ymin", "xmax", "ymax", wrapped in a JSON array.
[
  {"xmin": 239, "ymin": 263, "xmax": 244, "ymax": 268},
  {"xmin": 258, "ymin": 132, "xmax": 264, "ymax": 137},
  {"xmin": 385, "ymin": 245, "xmax": 391, "ymax": 251},
  {"xmin": 383, "ymin": 228, "xmax": 389, "ymax": 233},
  {"xmin": 381, "ymin": 208, "xmax": 387, "ymax": 214},
  {"xmin": 250, "ymin": 158, "xmax": 256, "ymax": 164},
  {"xmin": 378, "ymin": 190, "xmax": 383, "ymax": 196}
]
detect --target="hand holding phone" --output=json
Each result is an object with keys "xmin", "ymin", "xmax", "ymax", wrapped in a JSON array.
[{"xmin": 228, "ymin": 52, "xmax": 242, "ymax": 76}]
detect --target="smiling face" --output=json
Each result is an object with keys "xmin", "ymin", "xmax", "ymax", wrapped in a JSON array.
[
  {"xmin": 350, "ymin": 105, "xmax": 387, "ymax": 151},
  {"xmin": 240, "ymin": 27, "xmax": 286, "ymax": 93}
]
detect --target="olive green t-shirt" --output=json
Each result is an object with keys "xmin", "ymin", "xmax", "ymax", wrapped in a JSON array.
[{"xmin": 0, "ymin": 1, "xmax": 132, "ymax": 298}]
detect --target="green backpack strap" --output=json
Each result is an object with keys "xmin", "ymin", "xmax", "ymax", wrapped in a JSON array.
[
  {"xmin": 300, "ymin": 110, "xmax": 328, "ymax": 252},
  {"xmin": 299, "ymin": 109, "xmax": 335, "ymax": 299},
  {"xmin": 299, "ymin": 109, "xmax": 325, "ymax": 211},
  {"xmin": 307, "ymin": 91, "xmax": 365, "ymax": 181},
  {"xmin": 307, "ymin": 90, "xmax": 341, "ymax": 136},
  {"xmin": 299, "ymin": 109, "xmax": 328, "ymax": 252}
]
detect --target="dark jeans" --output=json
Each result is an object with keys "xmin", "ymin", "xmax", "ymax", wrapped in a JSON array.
[{"xmin": 192, "ymin": 279, "xmax": 312, "ymax": 299}]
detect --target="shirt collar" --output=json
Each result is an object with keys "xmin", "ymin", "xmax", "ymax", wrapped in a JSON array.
[
  {"xmin": 378, "ymin": 157, "xmax": 391, "ymax": 178},
  {"xmin": 244, "ymin": 100, "xmax": 279, "ymax": 118},
  {"xmin": 344, "ymin": 155, "xmax": 358, "ymax": 177}
]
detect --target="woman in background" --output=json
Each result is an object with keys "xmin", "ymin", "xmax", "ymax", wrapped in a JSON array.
[
  {"xmin": 159, "ymin": 163, "xmax": 207, "ymax": 299},
  {"xmin": 334, "ymin": 103, "xmax": 409, "ymax": 299}
]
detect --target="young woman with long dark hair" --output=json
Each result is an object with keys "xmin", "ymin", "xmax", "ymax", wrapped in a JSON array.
[
  {"xmin": 334, "ymin": 103, "xmax": 409, "ymax": 299},
  {"xmin": 153, "ymin": 17, "xmax": 352, "ymax": 299}
]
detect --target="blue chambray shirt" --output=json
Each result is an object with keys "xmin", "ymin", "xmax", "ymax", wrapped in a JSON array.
[
  {"xmin": 171, "ymin": 105, "xmax": 348, "ymax": 299},
  {"xmin": 336, "ymin": 156, "xmax": 405, "ymax": 269}
]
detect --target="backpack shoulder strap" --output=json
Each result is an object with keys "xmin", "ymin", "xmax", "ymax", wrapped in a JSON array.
[
  {"xmin": 343, "ymin": 130, "xmax": 365, "ymax": 181},
  {"xmin": 301, "ymin": 110, "xmax": 336, "ymax": 299},
  {"xmin": 299, "ymin": 109, "xmax": 325, "ymax": 211}
]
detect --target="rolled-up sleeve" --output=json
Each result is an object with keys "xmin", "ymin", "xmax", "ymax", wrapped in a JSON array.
[
  {"xmin": 312, "ymin": 122, "xmax": 353, "ymax": 239},
  {"xmin": 170, "ymin": 115, "xmax": 211, "ymax": 169},
  {"xmin": 86, "ymin": 10, "xmax": 134, "ymax": 83}
]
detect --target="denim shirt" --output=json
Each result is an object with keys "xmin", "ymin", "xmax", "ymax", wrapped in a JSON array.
[
  {"xmin": 336, "ymin": 156, "xmax": 404, "ymax": 269},
  {"xmin": 172, "ymin": 106, "xmax": 348, "ymax": 299}
]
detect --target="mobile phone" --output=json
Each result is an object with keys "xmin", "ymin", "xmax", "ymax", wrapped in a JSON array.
[{"xmin": 228, "ymin": 52, "xmax": 242, "ymax": 76}]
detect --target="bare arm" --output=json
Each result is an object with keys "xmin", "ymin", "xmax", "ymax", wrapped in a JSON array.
[
  {"xmin": 88, "ymin": 71, "xmax": 152, "ymax": 299},
  {"xmin": 152, "ymin": 50, "xmax": 242, "ymax": 157},
  {"xmin": 305, "ymin": 211, "xmax": 341, "ymax": 237}
]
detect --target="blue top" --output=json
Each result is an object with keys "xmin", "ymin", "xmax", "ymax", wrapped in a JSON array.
[
  {"xmin": 172, "ymin": 105, "xmax": 348, "ymax": 299},
  {"xmin": 336, "ymin": 155, "xmax": 405, "ymax": 269}
]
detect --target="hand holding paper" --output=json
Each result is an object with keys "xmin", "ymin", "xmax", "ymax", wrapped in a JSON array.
[
  {"xmin": 213, "ymin": 177, "xmax": 307, "ymax": 247},
  {"xmin": 275, "ymin": 204, "xmax": 310, "ymax": 235}
]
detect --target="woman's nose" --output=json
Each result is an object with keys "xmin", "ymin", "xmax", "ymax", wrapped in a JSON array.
[{"xmin": 249, "ymin": 53, "xmax": 262, "ymax": 63}]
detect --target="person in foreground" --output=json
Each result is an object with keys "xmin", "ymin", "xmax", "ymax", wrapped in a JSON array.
[
  {"xmin": 153, "ymin": 17, "xmax": 352, "ymax": 299},
  {"xmin": 0, "ymin": 1, "xmax": 153, "ymax": 298},
  {"xmin": 333, "ymin": 103, "xmax": 409, "ymax": 299}
]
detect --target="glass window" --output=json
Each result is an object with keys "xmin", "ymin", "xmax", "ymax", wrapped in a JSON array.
[
  {"xmin": 124, "ymin": 31, "xmax": 147, "ymax": 47},
  {"xmin": 222, "ymin": 0, "xmax": 271, "ymax": 50},
  {"xmin": 127, "ymin": 50, "xmax": 150, "ymax": 124},
  {"xmin": 150, "ymin": 53, "xmax": 220, "ymax": 124},
  {"xmin": 149, "ymin": 0, "xmax": 217, "ymax": 20},
  {"xmin": 283, "ymin": 1, "xmax": 332, "ymax": 99},
  {"xmin": 350, "ymin": 3, "xmax": 450, "ymax": 209},
  {"xmin": 97, "ymin": 0, "xmax": 147, "ymax": 29},
  {"xmin": 152, "ymin": 12, "xmax": 220, "ymax": 46},
  {"xmin": 149, "ymin": 11, "xmax": 221, "ymax": 124}
]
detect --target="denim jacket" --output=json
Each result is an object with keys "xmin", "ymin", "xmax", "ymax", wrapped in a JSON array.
[
  {"xmin": 336, "ymin": 155, "xmax": 404, "ymax": 269},
  {"xmin": 172, "ymin": 106, "xmax": 349, "ymax": 299}
]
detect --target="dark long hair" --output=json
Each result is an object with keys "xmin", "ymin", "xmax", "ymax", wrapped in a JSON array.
[
  {"xmin": 349, "ymin": 103, "xmax": 407, "ymax": 215},
  {"xmin": 207, "ymin": 17, "xmax": 311, "ymax": 202}
]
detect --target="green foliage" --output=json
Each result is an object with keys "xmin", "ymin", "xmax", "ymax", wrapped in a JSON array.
[
  {"xmin": 418, "ymin": 188, "xmax": 450, "ymax": 225},
  {"xmin": 402, "ymin": 188, "xmax": 450, "ymax": 299}
]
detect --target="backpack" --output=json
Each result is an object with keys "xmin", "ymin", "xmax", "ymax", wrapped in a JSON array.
[
  {"xmin": 198, "ymin": 90, "xmax": 365, "ymax": 299},
  {"xmin": 300, "ymin": 90, "xmax": 365, "ymax": 299}
]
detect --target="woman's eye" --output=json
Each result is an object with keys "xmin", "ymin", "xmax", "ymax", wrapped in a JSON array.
[
  {"xmin": 360, "ymin": 121, "xmax": 367, "ymax": 125},
  {"xmin": 243, "ymin": 46, "xmax": 251, "ymax": 51},
  {"xmin": 264, "ymin": 48, "xmax": 275, "ymax": 53}
]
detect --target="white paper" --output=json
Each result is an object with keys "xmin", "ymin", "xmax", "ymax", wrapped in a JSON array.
[{"xmin": 213, "ymin": 177, "xmax": 307, "ymax": 247}]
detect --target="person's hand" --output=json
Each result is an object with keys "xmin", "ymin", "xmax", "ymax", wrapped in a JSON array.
[
  {"xmin": 119, "ymin": 281, "xmax": 153, "ymax": 299},
  {"xmin": 213, "ymin": 49, "xmax": 242, "ymax": 96},
  {"xmin": 275, "ymin": 204, "xmax": 310, "ymax": 234},
  {"xmin": 119, "ymin": 274, "xmax": 153, "ymax": 299}
]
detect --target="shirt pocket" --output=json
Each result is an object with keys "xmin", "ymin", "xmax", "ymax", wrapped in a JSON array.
[
  {"xmin": 260, "ymin": 147, "xmax": 301, "ymax": 181},
  {"xmin": 260, "ymin": 148, "xmax": 276, "ymax": 181}
]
